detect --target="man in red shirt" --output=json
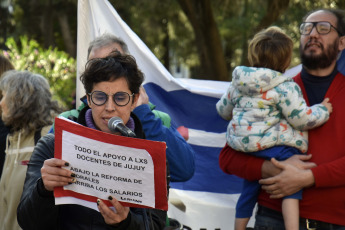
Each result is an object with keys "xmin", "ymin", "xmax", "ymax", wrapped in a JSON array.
[{"xmin": 219, "ymin": 9, "xmax": 345, "ymax": 229}]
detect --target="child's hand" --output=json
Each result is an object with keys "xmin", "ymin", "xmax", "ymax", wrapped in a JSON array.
[{"xmin": 321, "ymin": 98, "xmax": 333, "ymax": 113}]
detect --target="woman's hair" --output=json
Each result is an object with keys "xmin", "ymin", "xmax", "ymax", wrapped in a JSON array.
[
  {"xmin": 248, "ymin": 26, "xmax": 293, "ymax": 73},
  {"xmin": 80, "ymin": 51, "xmax": 144, "ymax": 97},
  {"xmin": 0, "ymin": 70, "xmax": 62, "ymax": 136},
  {"xmin": 0, "ymin": 55, "xmax": 14, "ymax": 78}
]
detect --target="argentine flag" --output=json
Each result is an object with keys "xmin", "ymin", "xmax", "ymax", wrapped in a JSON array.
[{"xmin": 77, "ymin": 1, "xmax": 345, "ymax": 229}]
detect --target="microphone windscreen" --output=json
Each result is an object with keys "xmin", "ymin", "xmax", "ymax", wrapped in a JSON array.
[{"xmin": 108, "ymin": 116, "xmax": 123, "ymax": 132}]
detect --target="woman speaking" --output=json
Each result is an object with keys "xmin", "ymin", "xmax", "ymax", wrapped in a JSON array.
[{"xmin": 17, "ymin": 52, "xmax": 168, "ymax": 230}]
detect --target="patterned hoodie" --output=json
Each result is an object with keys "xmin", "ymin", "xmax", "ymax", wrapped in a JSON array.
[{"xmin": 216, "ymin": 66, "xmax": 330, "ymax": 153}]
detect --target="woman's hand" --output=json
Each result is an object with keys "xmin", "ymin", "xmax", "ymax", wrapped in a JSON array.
[
  {"xmin": 259, "ymin": 158, "xmax": 315, "ymax": 198},
  {"xmin": 97, "ymin": 196, "xmax": 130, "ymax": 226},
  {"xmin": 41, "ymin": 158, "xmax": 75, "ymax": 191},
  {"xmin": 135, "ymin": 86, "xmax": 149, "ymax": 107}
]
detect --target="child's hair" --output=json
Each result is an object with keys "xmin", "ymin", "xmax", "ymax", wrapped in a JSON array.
[{"xmin": 248, "ymin": 26, "xmax": 293, "ymax": 73}]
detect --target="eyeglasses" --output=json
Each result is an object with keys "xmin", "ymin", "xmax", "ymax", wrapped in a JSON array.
[
  {"xmin": 88, "ymin": 91, "xmax": 134, "ymax": 106},
  {"xmin": 299, "ymin": 21, "xmax": 342, "ymax": 36}
]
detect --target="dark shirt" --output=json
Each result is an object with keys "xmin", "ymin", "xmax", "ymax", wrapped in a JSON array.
[{"xmin": 300, "ymin": 66, "xmax": 338, "ymax": 105}]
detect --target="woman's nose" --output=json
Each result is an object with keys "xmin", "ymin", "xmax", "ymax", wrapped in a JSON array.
[{"xmin": 105, "ymin": 98, "xmax": 116, "ymax": 111}]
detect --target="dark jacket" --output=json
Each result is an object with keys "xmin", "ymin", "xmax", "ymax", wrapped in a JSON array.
[{"xmin": 17, "ymin": 107, "xmax": 167, "ymax": 230}]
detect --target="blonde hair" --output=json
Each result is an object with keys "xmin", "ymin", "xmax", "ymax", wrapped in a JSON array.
[{"xmin": 248, "ymin": 26, "xmax": 293, "ymax": 73}]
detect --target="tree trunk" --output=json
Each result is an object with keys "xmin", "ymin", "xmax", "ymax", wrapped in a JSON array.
[
  {"xmin": 239, "ymin": 0, "xmax": 249, "ymax": 66},
  {"xmin": 162, "ymin": 18, "xmax": 170, "ymax": 71},
  {"xmin": 58, "ymin": 13, "xmax": 76, "ymax": 58},
  {"xmin": 177, "ymin": 0, "xmax": 229, "ymax": 81},
  {"xmin": 255, "ymin": 0, "xmax": 290, "ymax": 33},
  {"xmin": 241, "ymin": 0, "xmax": 290, "ymax": 66},
  {"xmin": 40, "ymin": 0, "xmax": 54, "ymax": 49},
  {"xmin": 336, "ymin": 0, "xmax": 345, "ymax": 9}
]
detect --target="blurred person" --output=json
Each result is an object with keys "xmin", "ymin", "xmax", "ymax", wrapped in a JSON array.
[
  {"xmin": 17, "ymin": 52, "xmax": 168, "ymax": 229},
  {"xmin": 0, "ymin": 54, "xmax": 14, "ymax": 76},
  {"xmin": 52, "ymin": 33, "xmax": 195, "ymax": 183},
  {"xmin": 0, "ymin": 54, "xmax": 14, "ymax": 179},
  {"xmin": 216, "ymin": 26, "xmax": 332, "ymax": 230},
  {"xmin": 0, "ymin": 70, "xmax": 62, "ymax": 230},
  {"xmin": 219, "ymin": 8, "xmax": 345, "ymax": 229}
]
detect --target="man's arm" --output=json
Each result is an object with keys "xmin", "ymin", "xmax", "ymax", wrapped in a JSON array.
[
  {"xmin": 219, "ymin": 144, "xmax": 316, "ymax": 196},
  {"xmin": 219, "ymin": 144, "xmax": 264, "ymax": 181}
]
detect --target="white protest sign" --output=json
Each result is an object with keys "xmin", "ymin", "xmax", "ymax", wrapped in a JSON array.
[{"xmin": 60, "ymin": 130, "xmax": 155, "ymax": 208}]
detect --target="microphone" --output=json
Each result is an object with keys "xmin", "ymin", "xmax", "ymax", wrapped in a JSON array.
[{"xmin": 108, "ymin": 117, "xmax": 136, "ymax": 137}]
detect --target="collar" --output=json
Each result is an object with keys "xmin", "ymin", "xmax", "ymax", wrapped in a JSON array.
[{"xmin": 84, "ymin": 109, "xmax": 135, "ymax": 132}]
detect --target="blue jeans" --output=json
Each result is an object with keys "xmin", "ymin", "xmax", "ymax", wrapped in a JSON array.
[
  {"xmin": 254, "ymin": 205, "xmax": 345, "ymax": 230},
  {"xmin": 254, "ymin": 207, "xmax": 285, "ymax": 230}
]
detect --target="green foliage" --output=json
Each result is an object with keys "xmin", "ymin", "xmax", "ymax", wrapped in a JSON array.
[
  {"xmin": 111, "ymin": 0, "xmax": 196, "ymax": 69},
  {"xmin": 3, "ymin": 0, "xmax": 344, "ymax": 81},
  {"xmin": 2, "ymin": 36, "xmax": 76, "ymax": 109}
]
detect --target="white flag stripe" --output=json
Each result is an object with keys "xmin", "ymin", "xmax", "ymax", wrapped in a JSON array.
[
  {"xmin": 284, "ymin": 64, "xmax": 302, "ymax": 77},
  {"xmin": 187, "ymin": 129, "xmax": 226, "ymax": 148},
  {"xmin": 76, "ymin": 0, "xmax": 93, "ymax": 105},
  {"xmin": 168, "ymin": 189, "xmax": 255, "ymax": 229},
  {"xmin": 175, "ymin": 78, "xmax": 229, "ymax": 98}
]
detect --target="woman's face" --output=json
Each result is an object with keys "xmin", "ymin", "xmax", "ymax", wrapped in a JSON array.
[
  {"xmin": 87, "ymin": 78, "xmax": 138, "ymax": 134},
  {"xmin": 0, "ymin": 91, "xmax": 8, "ymax": 119}
]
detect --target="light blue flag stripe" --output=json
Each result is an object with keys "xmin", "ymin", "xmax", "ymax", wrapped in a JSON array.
[{"xmin": 144, "ymin": 82, "xmax": 244, "ymax": 194}]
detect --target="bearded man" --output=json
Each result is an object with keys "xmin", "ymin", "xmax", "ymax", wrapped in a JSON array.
[{"xmin": 219, "ymin": 8, "xmax": 345, "ymax": 229}]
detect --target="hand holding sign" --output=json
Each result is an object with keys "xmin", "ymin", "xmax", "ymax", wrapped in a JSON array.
[
  {"xmin": 54, "ymin": 117, "xmax": 168, "ymax": 211},
  {"xmin": 41, "ymin": 158, "xmax": 75, "ymax": 191},
  {"xmin": 97, "ymin": 196, "xmax": 130, "ymax": 225}
]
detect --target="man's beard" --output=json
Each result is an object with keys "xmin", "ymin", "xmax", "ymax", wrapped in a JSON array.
[{"xmin": 300, "ymin": 38, "xmax": 339, "ymax": 70}]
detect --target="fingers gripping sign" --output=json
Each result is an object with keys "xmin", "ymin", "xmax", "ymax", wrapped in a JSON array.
[
  {"xmin": 41, "ymin": 159, "xmax": 76, "ymax": 191},
  {"xmin": 97, "ymin": 196, "xmax": 130, "ymax": 226}
]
